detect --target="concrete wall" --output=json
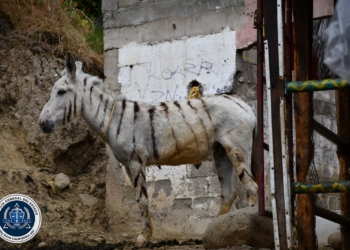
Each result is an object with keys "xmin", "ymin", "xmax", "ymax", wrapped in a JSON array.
[
  {"xmin": 102, "ymin": 0, "xmax": 256, "ymax": 241},
  {"xmin": 102, "ymin": 0, "xmax": 338, "ymax": 242},
  {"xmin": 118, "ymin": 29, "xmax": 237, "ymax": 101}
]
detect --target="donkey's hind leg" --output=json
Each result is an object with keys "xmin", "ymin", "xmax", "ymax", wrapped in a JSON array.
[
  {"xmin": 127, "ymin": 159, "xmax": 153, "ymax": 247},
  {"xmin": 213, "ymin": 143, "xmax": 237, "ymax": 215},
  {"xmin": 219, "ymin": 138, "xmax": 258, "ymax": 207}
]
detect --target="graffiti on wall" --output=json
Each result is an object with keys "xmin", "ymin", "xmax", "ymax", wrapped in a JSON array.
[{"xmin": 118, "ymin": 28, "xmax": 236, "ymax": 102}]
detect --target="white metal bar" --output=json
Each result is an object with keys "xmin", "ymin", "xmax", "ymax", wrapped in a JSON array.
[
  {"xmin": 277, "ymin": 0, "xmax": 284, "ymax": 77},
  {"xmin": 280, "ymin": 99, "xmax": 293, "ymax": 249},
  {"xmin": 264, "ymin": 40, "xmax": 280, "ymax": 250}
]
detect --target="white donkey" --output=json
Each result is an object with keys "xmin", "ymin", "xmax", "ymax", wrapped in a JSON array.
[{"xmin": 39, "ymin": 52, "xmax": 258, "ymax": 247}]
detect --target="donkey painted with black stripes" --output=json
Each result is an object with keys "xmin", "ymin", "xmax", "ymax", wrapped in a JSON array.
[{"xmin": 39, "ymin": 52, "xmax": 258, "ymax": 247}]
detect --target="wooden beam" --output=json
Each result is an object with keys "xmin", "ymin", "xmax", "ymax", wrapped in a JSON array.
[
  {"xmin": 255, "ymin": 0, "xmax": 265, "ymax": 216},
  {"xmin": 315, "ymin": 206, "xmax": 350, "ymax": 228},
  {"xmin": 293, "ymin": 0, "xmax": 316, "ymax": 249},
  {"xmin": 263, "ymin": 0, "xmax": 288, "ymax": 248},
  {"xmin": 335, "ymin": 88, "xmax": 350, "ymax": 249},
  {"xmin": 314, "ymin": 119, "xmax": 349, "ymax": 148}
]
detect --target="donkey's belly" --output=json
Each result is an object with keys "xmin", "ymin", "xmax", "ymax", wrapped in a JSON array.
[{"xmin": 153, "ymin": 146, "xmax": 211, "ymax": 166}]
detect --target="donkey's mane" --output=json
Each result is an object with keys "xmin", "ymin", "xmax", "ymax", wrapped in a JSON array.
[{"xmin": 69, "ymin": 62, "xmax": 126, "ymax": 100}]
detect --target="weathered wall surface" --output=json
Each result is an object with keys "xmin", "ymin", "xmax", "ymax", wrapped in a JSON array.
[
  {"xmin": 118, "ymin": 29, "xmax": 237, "ymax": 102},
  {"xmin": 102, "ymin": 0, "xmax": 255, "ymax": 241},
  {"xmin": 102, "ymin": 0, "xmax": 338, "ymax": 242},
  {"xmin": 102, "ymin": 0, "xmax": 249, "ymax": 90},
  {"xmin": 313, "ymin": 94, "xmax": 340, "ymax": 211}
]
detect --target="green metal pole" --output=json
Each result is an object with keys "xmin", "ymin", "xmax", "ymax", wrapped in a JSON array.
[
  {"xmin": 285, "ymin": 79, "xmax": 350, "ymax": 94},
  {"xmin": 294, "ymin": 181, "xmax": 350, "ymax": 194}
]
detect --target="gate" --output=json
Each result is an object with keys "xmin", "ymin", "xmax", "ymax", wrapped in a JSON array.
[{"xmin": 255, "ymin": 0, "xmax": 350, "ymax": 249}]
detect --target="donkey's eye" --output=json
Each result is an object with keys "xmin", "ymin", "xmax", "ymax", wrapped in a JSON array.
[{"xmin": 57, "ymin": 90, "xmax": 66, "ymax": 96}]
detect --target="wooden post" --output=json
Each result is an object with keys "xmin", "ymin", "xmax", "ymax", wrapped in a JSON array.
[
  {"xmin": 256, "ymin": 0, "xmax": 265, "ymax": 216},
  {"xmin": 293, "ymin": 0, "xmax": 316, "ymax": 249},
  {"xmin": 263, "ymin": 0, "xmax": 288, "ymax": 248},
  {"xmin": 335, "ymin": 89, "xmax": 350, "ymax": 249}
]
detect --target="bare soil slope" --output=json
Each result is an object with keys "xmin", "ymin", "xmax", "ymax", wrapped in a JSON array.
[{"xmin": 0, "ymin": 12, "xmax": 116, "ymax": 249}]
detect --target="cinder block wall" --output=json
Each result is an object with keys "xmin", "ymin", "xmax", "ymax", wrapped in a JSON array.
[
  {"xmin": 101, "ymin": 0, "xmax": 339, "ymax": 241},
  {"xmin": 102, "ymin": 0, "xmax": 256, "ymax": 241}
]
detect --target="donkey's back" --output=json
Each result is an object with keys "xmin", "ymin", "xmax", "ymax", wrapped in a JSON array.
[{"xmin": 107, "ymin": 94, "xmax": 256, "ymax": 168}]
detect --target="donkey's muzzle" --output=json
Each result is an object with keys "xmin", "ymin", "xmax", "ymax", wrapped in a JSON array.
[{"xmin": 40, "ymin": 119, "xmax": 54, "ymax": 133}]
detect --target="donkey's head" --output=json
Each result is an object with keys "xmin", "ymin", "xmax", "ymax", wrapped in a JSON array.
[{"xmin": 39, "ymin": 52, "xmax": 83, "ymax": 133}]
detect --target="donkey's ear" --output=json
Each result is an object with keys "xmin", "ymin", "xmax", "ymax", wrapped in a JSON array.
[{"xmin": 65, "ymin": 52, "xmax": 76, "ymax": 79}]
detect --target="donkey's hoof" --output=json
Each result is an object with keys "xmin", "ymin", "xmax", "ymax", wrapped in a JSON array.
[{"xmin": 136, "ymin": 235, "xmax": 147, "ymax": 248}]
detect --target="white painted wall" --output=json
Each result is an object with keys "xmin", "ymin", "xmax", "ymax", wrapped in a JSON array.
[
  {"xmin": 104, "ymin": 29, "xmax": 248, "ymax": 240},
  {"xmin": 316, "ymin": 215, "xmax": 340, "ymax": 245},
  {"xmin": 118, "ymin": 28, "xmax": 236, "ymax": 102}
]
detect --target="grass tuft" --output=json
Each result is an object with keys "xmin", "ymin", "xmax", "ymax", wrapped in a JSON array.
[
  {"xmin": 0, "ymin": 0, "xmax": 104, "ymax": 75},
  {"xmin": 87, "ymin": 26, "xmax": 103, "ymax": 55}
]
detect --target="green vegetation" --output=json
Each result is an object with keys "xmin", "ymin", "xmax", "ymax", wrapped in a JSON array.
[
  {"xmin": 0, "ymin": 0, "xmax": 104, "ymax": 74},
  {"xmin": 61, "ymin": 0, "xmax": 104, "ymax": 55},
  {"xmin": 87, "ymin": 26, "xmax": 103, "ymax": 54}
]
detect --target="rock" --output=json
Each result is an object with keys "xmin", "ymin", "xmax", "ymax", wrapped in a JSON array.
[
  {"xmin": 79, "ymin": 193, "xmax": 98, "ymax": 207},
  {"xmin": 38, "ymin": 241, "xmax": 48, "ymax": 248},
  {"xmin": 0, "ymin": 65, "xmax": 7, "ymax": 71},
  {"xmin": 47, "ymin": 222, "xmax": 62, "ymax": 232},
  {"xmin": 63, "ymin": 230, "xmax": 79, "ymax": 236},
  {"xmin": 87, "ymin": 235, "xmax": 105, "ymax": 243},
  {"xmin": 54, "ymin": 173, "xmax": 70, "ymax": 190},
  {"xmin": 239, "ymin": 245, "xmax": 254, "ymax": 249},
  {"xmin": 89, "ymin": 183, "xmax": 97, "ymax": 194},
  {"xmin": 202, "ymin": 207, "xmax": 274, "ymax": 249},
  {"xmin": 23, "ymin": 75, "xmax": 35, "ymax": 82},
  {"xmin": 328, "ymin": 231, "xmax": 341, "ymax": 250},
  {"xmin": 31, "ymin": 45, "xmax": 44, "ymax": 54}
]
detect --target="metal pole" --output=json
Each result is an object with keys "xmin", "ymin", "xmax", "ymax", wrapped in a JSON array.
[
  {"xmin": 285, "ymin": 0, "xmax": 294, "ymax": 194},
  {"xmin": 276, "ymin": 0, "xmax": 292, "ymax": 247},
  {"xmin": 294, "ymin": 180, "xmax": 350, "ymax": 194},
  {"xmin": 265, "ymin": 40, "xmax": 280, "ymax": 250},
  {"xmin": 263, "ymin": 0, "xmax": 288, "ymax": 247},
  {"xmin": 284, "ymin": 0, "xmax": 295, "ymax": 247},
  {"xmin": 255, "ymin": 0, "xmax": 265, "ymax": 217},
  {"xmin": 280, "ymin": 99, "xmax": 292, "ymax": 249},
  {"xmin": 285, "ymin": 79, "xmax": 350, "ymax": 94}
]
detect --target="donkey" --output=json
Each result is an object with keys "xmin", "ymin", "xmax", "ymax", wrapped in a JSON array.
[{"xmin": 39, "ymin": 52, "xmax": 258, "ymax": 247}]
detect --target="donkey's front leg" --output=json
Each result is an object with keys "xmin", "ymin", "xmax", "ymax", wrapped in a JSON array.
[{"xmin": 128, "ymin": 162, "xmax": 152, "ymax": 247}]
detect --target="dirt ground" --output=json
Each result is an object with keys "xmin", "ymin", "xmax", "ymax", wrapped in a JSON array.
[{"xmin": 0, "ymin": 11, "xmax": 111, "ymax": 249}]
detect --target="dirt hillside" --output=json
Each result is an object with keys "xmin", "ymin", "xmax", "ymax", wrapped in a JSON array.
[{"xmin": 0, "ymin": 10, "xmax": 119, "ymax": 249}]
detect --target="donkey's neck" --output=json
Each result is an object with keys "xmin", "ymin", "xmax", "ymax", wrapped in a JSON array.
[{"xmin": 81, "ymin": 82, "xmax": 115, "ymax": 138}]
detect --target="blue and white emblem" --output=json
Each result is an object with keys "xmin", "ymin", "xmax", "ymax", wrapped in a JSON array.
[
  {"xmin": 0, "ymin": 194, "xmax": 42, "ymax": 243},
  {"xmin": 3, "ymin": 203, "xmax": 31, "ymax": 229}
]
